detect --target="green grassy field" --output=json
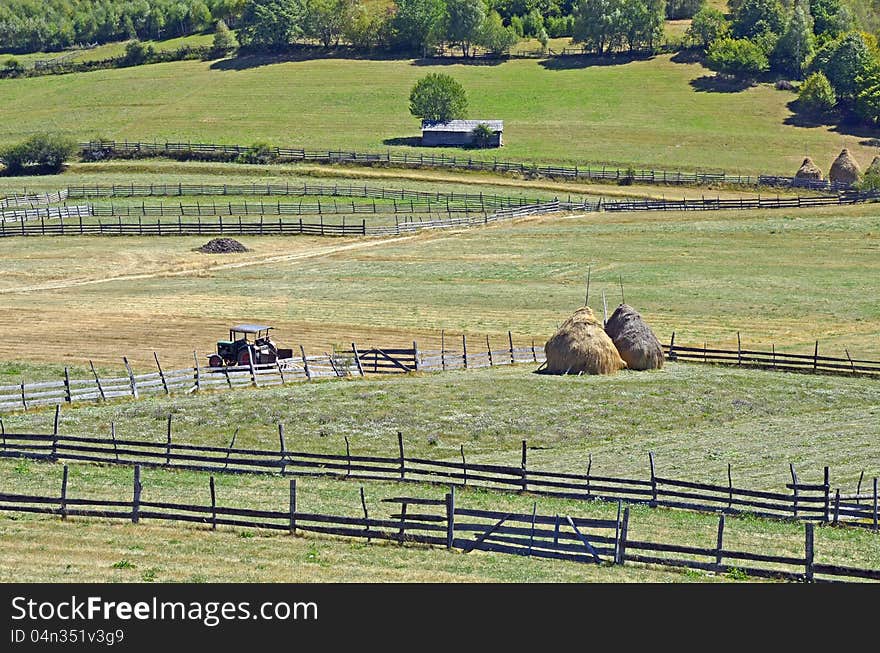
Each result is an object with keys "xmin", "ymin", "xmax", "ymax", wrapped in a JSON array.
[{"xmin": 1, "ymin": 53, "xmax": 877, "ymax": 174}]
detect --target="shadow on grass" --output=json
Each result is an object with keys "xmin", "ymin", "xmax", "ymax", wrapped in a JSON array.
[
  {"xmin": 210, "ymin": 48, "xmax": 414, "ymax": 71},
  {"xmin": 783, "ymin": 100, "xmax": 880, "ymax": 146},
  {"xmin": 411, "ymin": 56, "xmax": 507, "ymax": 67},
  {"xmin": 539, "ymin": 51, "xmax": 655, "ymax": 71},
  {"xmin": 689, "ymin": 74, "xmax": 754, "ymax": 93},
  {"xmin": 670, "ymin": 48, "xmax": 706, "ymax": 65}
]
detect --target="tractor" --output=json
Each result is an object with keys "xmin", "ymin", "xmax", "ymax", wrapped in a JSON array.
[{"xmin": 207, "ymin": 324, "xmax": 294, "ymax": 367}]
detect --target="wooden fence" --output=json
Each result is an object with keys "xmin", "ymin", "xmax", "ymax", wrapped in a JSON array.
[
  {"xmin": 0, "ymin": 465, "xmax": 876, "ymax": 581},
  {"xmin": 80, "ymin": 140, "xmax": 857, "ymax": 191},
  {"xmin": 602, "ymin": 190, "xmax": 880, "ymax": 212},
  {"xmin": 1, "ymin": 418, "xmax": 877, "ymax": 532}
]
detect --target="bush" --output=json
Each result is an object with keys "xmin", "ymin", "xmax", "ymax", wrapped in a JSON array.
[
  {"xmin": 1, "ymin": 58, "xmax": 25, "ymax": 78},
  {"xmin": 798, "ymin": 71, "xmax": 838, "ymax": 114},
  {"xmin": 123, "ymin": 40, "xmax": 155, "ymax": 66},
  {"xmin": 707, "ymin": 37, "xmax": 769, "ymax": 79},
  {"xmin": 409, "ymin": 73, "xmax": 468, "ymax": 122},
  {"xmin": 470, "ymin": 123, "xmax": 496, "ymax": 148},
  {"xmin": 0, "ymin": 133, "xmax": 78, "ymax": 175},
  {"xmin": 212, "ymin": 20, "xmax": 238, "ymax": 55},
  {"xmin": 687, "ymin": 7, "xmax": 729, "ymax": 49}
]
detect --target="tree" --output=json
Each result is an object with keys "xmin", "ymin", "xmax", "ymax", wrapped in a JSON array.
[
  {"xmin": 477, "ymin": 10, "xmax": 519, "ymax": 54},
  {"xmin": 392, "ymin": 0, "xmax": 446, "ymax": 55},
  {"xmin": 0, "ymin": 133, "xmax": 78, "ymax": 175},
  {"xmin": 470, "ymin": 122, "xmax": 496, "ymax": 148},
  {"xmin": 772, "ymin": 1, "xmax": 814, "ymax": 78},
  {"xmin": 665, "ymin": 0, "xmax": 703, "ymax": 19},
  {"xmin": 522, "ymin": 9, "xmax": 544, "ymax": 37},
  {"xmin": 809, "ymin": 0, "xmax": 853, "ymax": 39},
  {"xmin": 854, "ymin": 64, "xmax": 880, "ymax": 125},
  {"xmin": 303, "ymin": 0, "xmax": 354, "ymax": 47},
  {"xmin": 238, "ymin": 0, "xmax": 300, "ymax": 48},
  {"xmin": 123, "ymin": 39, "xmax": 154, "ymax": 65},
  {"xmin": 707, "ymin": 36, "xmax": 769, "ymax": 79},
  {"xmin": 0, "ymin": 58, "xmax": 25, "ymax": 78},
  {"xmin": 810, "ymin": 32, "xmax": 874, "ymax": 101},
  {"xmin": 342, "ymin": 2, "xmax": 388, "ymax": 49},
  {"xmin": 409, "ymin": 73, "xmax": 468, "ymax": 121},
  {"xmin": 571, "ymin": 0, "xmax": 619, "ymax": 55},
  {"xmin": 686, "ymin": 6, "xmax": 729, "ymax": 49},
  {"xmin": 212, "ymin": 19, "xmax": 238, "ymax": 53},
  {"xmin": 731, "ymin": 0, "xmax": 786, "ymax": 39},
  {"xmin": 445, "ymin": 0, "xmax": 487, "ymax": 56},
  {"xmin": 798, "ymin": 70, "xmax": 837, "ymax": 113},
  {"xmin": 537, "ymin": 26, "xmax": 549, "ymax": 51}
]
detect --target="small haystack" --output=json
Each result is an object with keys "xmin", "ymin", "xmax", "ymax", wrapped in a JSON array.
[
  {"xmin": 604, "ymin": 304, "xmax": 664, "ymax": 371},
  {"xmin": 543, "ymin": 307, "xmax": 626, "ymax": 375},
  {"xmin": 196, "ymin": 238, "xmax": 249, "ymax": 254},
  {"xmin": 829, "ymin": 149, "xmax": 862, "ymax": 185},
  {"xmin": 794, "ymin": 157, "xmax": 823, "ymax": 181},
  {"xmin": 867, "ymin": 156, "xmax": 880, "ymax": 176}
]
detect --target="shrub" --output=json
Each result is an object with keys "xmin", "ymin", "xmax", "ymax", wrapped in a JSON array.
[
  {"xmin": 409, "ymin": 73, "xmax": 468, "ymax": 122},
  {"xmin": 687, "ymin": 7, "xmax": 729, "ymax": 49},
  {"xmin": 470, "ymin": 123, "xmax": 496, "ymax": 148},
  {"xmin": 212, "ymin": 20, "xmax": 238, "ymax": 55},
  {"xmin": 0, "ymin": 133, "xmax": 78, "ymax": 175},
  {"xmin": 1, "ymin": 58, "xmax": 25, "ymax": 78},
  {"xmin": 798, "ymin": 71, "xmax": 838, "ymax": 114},
  {"xmin": 707, "ymin": 37, "xmax": 769, "ymax": 79},
  {"xmin": 123, "ymin": 40, "xmax": 155, "ymax": 66}
]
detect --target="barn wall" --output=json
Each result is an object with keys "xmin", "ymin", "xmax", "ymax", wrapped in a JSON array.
[{"xmin": 421, "ymin": 132, "xmax": 502, "ymax": 147}]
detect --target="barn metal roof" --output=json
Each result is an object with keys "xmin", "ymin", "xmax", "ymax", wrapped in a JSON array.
[
  {"xmin": 231, "ymin": 324, "xmax": 273, "ymax": 333},
  {"xmin": 421, "ymin": 120, "xmax": 504, "ymax": 132}
]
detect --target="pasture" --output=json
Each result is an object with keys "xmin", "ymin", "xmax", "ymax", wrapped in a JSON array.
[{"xmin": 1, "ymin": 53, "xmax": 878, "ymax": 174}]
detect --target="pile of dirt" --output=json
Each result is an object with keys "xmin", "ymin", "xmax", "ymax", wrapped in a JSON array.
[
  {"xmin": 196, "ymin": 238, "xmax": 249, "ymax": 254},
  {"xmin": 542, "ymin": 306, "xmax": 626, "ymax": 375}
]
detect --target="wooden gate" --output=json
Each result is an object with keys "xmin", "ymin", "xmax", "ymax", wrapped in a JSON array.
[{"xmin": 355, "ymin": 347, "xmax": 417, "ymax": 374}]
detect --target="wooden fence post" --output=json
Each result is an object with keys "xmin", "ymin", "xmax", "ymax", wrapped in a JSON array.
[
  {"xmin": 445, "ymin": 486, "xmax": 455, "ymax": 550},
  {"xmin": 508, "ymin": 331, "xmax": 515, "ymax": 364},
  {"xmin": 462, "ymin": 334, "xmax": 468, "ymax": 369},
  {"xmin": 413, "ymin": 341, "xmax": 420, "ymax": 372},
  {"xmin": 737, "ymin": 332, "xmax": 742, "ymax": 366},
  {"xmin": 351, "ymin": 343, "xmax": 365, "ymax": 377},
  {"xmin": 209, "ymin": 476, "xmax": 217, "ymax": 531},
  {"xmin": 247, "ymin": 346, "xmax": 258, "ymax": 387},
  {"xmin": 20, "ymin": 380, "xmax": 27, "ymax": 412},
  {"xmin": 360, "ymin": 487, "xmax": 371, "ymax": 543},
  {"xmin": 397, "ymin": 431, "xmax": 405, "ymax": 481},
  {"xmin": 649, "ymin": 451, "xmax": 657, "ymax": 507},
  {"xmin": 289, "ymin": 478, "xmax": 297, "ymax": 536},
  {"xmin": 668, "ymin": 331, "xmax": 675, "ymax": 360},
  {"xmin": 165, "ymin": 414, "xmax": 173, "ymax": 465},
  {"xmin": 714, "ymin": 515, "xmax": 725, "ymax": 569},
  {"xmin": 617, "ymin": 506, "xmax": 630, "ymax": 565},
  {"xmin": 727, "ymin": 462, "xmax": 733, "ymax": 510},
  {"xmin": 51, "ymin": 404, "xmax": 60, "ymax": 459},
  {"xmin": 833, "ymin": 489, "xmax": 840, "ymax": 525},
  {"xmin": 60, "ymin": 465, "xmax": 69, "ymax": 521},
  {"xmin": 521, "ymin": 440, "xmax": 528, "ymax": 493},
  {"xmin": 486, "ymin": 335, "xmax": 493, "ymax": 366},
  {"xmin": 823, "ymin": 466, "xmax": 830, "ymax": 523},
  {"xmin": 192, "ymin": 351, "xmax": 201, "ymax": 392},
  {"xmin": 132, "ymin": 465, "xmax": 142, "ymax": 524},
  {"xmin": 460, "ymin": 444, "xmax": 467, "ymax": 485},
  {"xmin": 804, "ymin": 523, "xmax": 814, "ymax": 582},
  {"xmin": 89, "ymin": 361, "xmax": 106, "ymax": 402},
  {"xmin": 344, "ymin": 437, "xmax": 352, "ymax": 477},
  {"xmin": 154, "ymin": 352, "xmax": 169, "ymax": 395},
  {"xmin": 111, "ymin": 422, "xmax": 119, "ymax": 461},
  {"xmin": 790, "ymin": 463, "xmax": 799, "ymax": 519},
  {"xmin": 63, "ymin": 367, "xmax": 72, "ymax": 403},
  {"xmin": 440, "ymin": 330, "xmax": 446, "ymax": 371},
  {"xmin": 300, "ymin": 345, "xmax": 312, "ymax": 381},
  {"xmin": 528, "ymin": 502, "xmax": 537, "ymax": 557},
  {"xmin": 123, "ymin": 357, "xmax": 139, "ymax": 399},
  {"xmin": 813, "ymin": 340, "xmax": 819, "ymax": 372},
  {"xmin": 874, "ymin": 478, "xmax": 878, "ymax": 533},
  {"xmin": 532, "ymin": 338, "xmax": 538, "ymax": 363}
]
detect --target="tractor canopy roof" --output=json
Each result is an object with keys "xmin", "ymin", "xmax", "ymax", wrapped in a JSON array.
[{"xmin": 230, "ymin": 324, "xmax": 273, "ymax": 334}]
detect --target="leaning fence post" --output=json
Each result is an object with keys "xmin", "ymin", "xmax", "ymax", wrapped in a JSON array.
[
  {"xmin": 20, "ymin": 380, "xmax": 27, "ymax": 412},
  {"xmin": 165, "ymin": 414, "xmax": 172, "ymax": 465},
  {"xmin": 60, "ymin": 465, "xmax": 69, "ymax": 521},
  {"xmin": 132, "ymin": 465, "xmax": 142, "ymax": 524},
  {"xmin": 360, "ymin": 487, "xmax": 371, "ymax": 543},
  {"xmin": 715, "ymin": 515, "xmax": 725, "ymax": 569},
  {"xmin": 123, "ymin": 357, "xmax": 139, "ymax": 399},
  {"xmin": 289, "ymin": 478, "xmax": 297, "ymax": 536},
  {"xmin": 521, "ymin": 440, "xmax": 528, "ymax": 493},
  {"xmin": 154, "ymin": 352, "xmax": 169, "ymax": 395},
  {"xmin": 804, "ymin": 523, "xmax": 814, "ymax": 582},
  {"xmin": 63, "ymin": 367, "xmax": 72, "ymax": 403},
  {"xmin": 209, "ymin": 476, "xmax": 217, "ymax": 531},
  {"xmin": 344, "ymin": 437, "xmax": 352, "ymax": 477},
  {"xmin": 397, "ymin": 431, "xmax": 405, "ymax": 481},
  {"xmin": 445, "ymin": 486, "xmax": 455, "ymax": 549},
  {"xmin": 462, "ymin": 334, "xmax": 468, "ymax": 369},
  {"xmin": 508, "ymin": 331, "xmax": 515, "ymax": 364},
  {"xmin": 790, "ymin": 463, "xmax": 799, "ymax": 519},
  {"xmin": 300, "ymin": 345, "xmax": 312, "ymax": 381},
  {"xmin": 649, "ymin": 452, "xmax": 657, "ymax": 507},
  {"xmin": 89, "ymin": 361, "xmax": 106, "ymax": 402},
  {"xmin": 351, "ymin": 343, "xmax": 365, "ymax": 377}
]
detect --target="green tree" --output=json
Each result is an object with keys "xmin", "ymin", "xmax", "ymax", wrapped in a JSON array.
[
  {"xmin": 409, "ymin": 72, "xmax": 469, "ymax": 121},
  {"xmin": 809, "ymin": 0, "xmax": 853, "ymax": 39},
  {"xmin": 707, "ymin": 36, "xmax": 769, "ymax": 79},
  {"xmin": 772, "ymin": 1, "xmax": 815, "ymax": 78},
  {"xmin": 392, "ymin": 0, "xmax": 446, "ymax": 55},
  {"xmin": 537, "ymin": 26, "xmax": 549, "ymax": 51},
  {"xmin": 854, "ymin": 64, "xmax": 880, "ymax": 125},
  {"xmin": 342, "ymin": 2, "xmax": 388, "ymax": 49},
  {"xmin": 123, "ymin": 39, "xmax": 154, "ymax": 65},
  {"xmin": 665, "ymin": 0, "xmax": 703, "ymax": 19},
  {"xmin": 686, "ymin": 6, "xmax": 729, "ymax": 48},
  {"xmin": 303, "ymin": 0, "xmax": 354, "ymax": 47},
  {"xmin": 732, "ymin": 0, "xmax": 786, "ymax": 39},
  {"xmin": 238, "ymin": 0, "xmax": 300, "ymax": 48},
  {"xmin": 571, "ymin": 0, "xmax": 619, "ymax": 55},
  {"xmin": 445, "ymin": 0, "xmax": 487, "ymax": 56},
  {"xmin": 798, "ymin": 70, "xmax": 838, "ymax": 113},
  {"xmin": 811, "ymin": 32, "xmax": 875, "ymax": 101},
  {"xmin": 477, "ymin": 10, "xmax": 519, "ymax": 54},
  {"xmin": 1, "ymin": 58, "xmax": 25, "ymax": 78},
  {"xmin": 212, "ymin": 19, "xmax": 238, "ymax": 53},
  {"xmin": 0, "ymin": 133, "xmax": 78, "ymax": 175},
  {"xmin": 522, "ymin": 8, "xmax": 544, "ymax": 37}
]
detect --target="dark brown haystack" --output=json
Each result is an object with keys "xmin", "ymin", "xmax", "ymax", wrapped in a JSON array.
[
  {"xmin": 196, "ymin": 238, "xmax": 249, "ymax": 254},
  {"xmin": 604, "ymin": 304, "xmax": 664, "ymax": 371},
  {"xmin": 794, "ymin": 157, "xmax": 823, "ymax": 181},
  {"xmin": 829, "ymin": 149, "xmax": 862, "ymax": 185},
  {"xmin": 543, "ymin": 307, "xmax": 626, "ymax": 375}
]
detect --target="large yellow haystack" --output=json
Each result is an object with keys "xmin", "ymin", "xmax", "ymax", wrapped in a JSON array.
[
  {"xmin": 543, "ymin": 307, "xmax": 626, "ymax": 375},
  {"xmin": 829, "ymin": 149, "xmax": 862, "ymax": 185}
]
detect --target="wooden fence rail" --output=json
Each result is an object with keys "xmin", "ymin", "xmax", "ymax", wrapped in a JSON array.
[
  {"xmin": 2, "ymin": 423, "xmax": 877, "ymax": 532},
  {"xmin": 0, "ymin": 466, "xmax": 876, "ymax": 582},
  {"xmin": 79, "ymin": 140, "xmax": 859, "ymax": 192}
]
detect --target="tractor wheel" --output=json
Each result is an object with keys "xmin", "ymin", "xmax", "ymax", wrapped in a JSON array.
[
  {"xmin": 237, "ymin": 350, "xmax": 251, "ymax": 366},
  {"xmin": 208, "ymin": 354, "xmax": 224, "ymax": 368}
]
